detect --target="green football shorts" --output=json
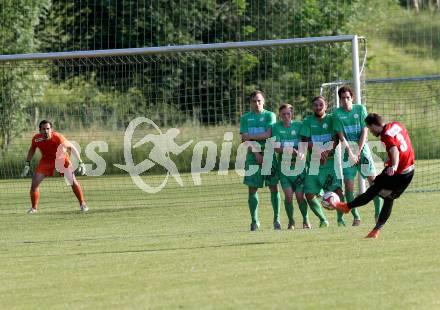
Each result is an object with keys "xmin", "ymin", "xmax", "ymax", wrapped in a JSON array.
[
  {"xmin": 279, "ymin": 171, "xmax": 306, "ymax": 192},
  {"xmin": 304, "ymin": 160, "xmax": 342, "ymax": 195},
  {"xmin": 243, "ymin": 157, "xmax": 279, "ymax": 188},
  {"xmin": 342, "ymin": 147, "xmax": 376, "ymax": 181}
]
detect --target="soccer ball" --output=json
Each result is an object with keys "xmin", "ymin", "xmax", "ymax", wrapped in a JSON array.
[{"xmin": 321, "ymin": 192, "xmax": 340, "ymax": 210}]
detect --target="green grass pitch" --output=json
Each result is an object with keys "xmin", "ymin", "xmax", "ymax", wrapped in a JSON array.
[{"xmin": 1, "ymin": 173, "xmax": 440, "ymax": 309}]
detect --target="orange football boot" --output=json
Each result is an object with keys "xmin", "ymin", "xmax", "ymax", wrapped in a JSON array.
[
  {"xmin": 334, "ymin": 202, "xmax": 350, "ymax": 214},
  {"xmin": 366, "ymin": 229, "xmax": 380, "ymax": 239}
]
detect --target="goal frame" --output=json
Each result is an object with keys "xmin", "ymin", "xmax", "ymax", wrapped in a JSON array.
[{"xmin": 0, "ymin": 35, "xmax": 364, "ymax": 106}]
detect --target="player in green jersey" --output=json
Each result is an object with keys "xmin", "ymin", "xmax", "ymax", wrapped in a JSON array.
[
  {"xmin": 272, "ymin": 103, "xmax": 311, "ymax": 229},
  {"xmin": 300, "ymin": 96, "xmax": 344, "ymax": 228},
  {"xmin": 240, "ymin": 90, "xmax": 281, "ymax": 231},
  {"xmin": 333, "ymin": 86, "xmax": 383, "ymax": 225}
]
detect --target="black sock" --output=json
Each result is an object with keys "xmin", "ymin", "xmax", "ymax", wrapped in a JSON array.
[
  {"xmin": 347, "ymin": 184, "xmax": 381, "ymax": 209},
  {"xmin": 374, "ymin": 198, "xmax": 394, "ymax": 230}
]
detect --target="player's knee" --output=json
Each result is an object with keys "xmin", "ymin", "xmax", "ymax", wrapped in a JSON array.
[
  {"xmin": 30, "ymin": 187, "xmax": 39, "ymax": 194},
  {"xmin": 30, "ymin": 182, "xmax": 40, "ymax": 192},
  {"xmin": 248, "ymin": 187, "xmax": 258, "ymax": 194},
  {"xmin": 344, "ymin": 181, "xmax": 355, "ymax": 192},
  {"xmin": 296, "ymin": 197, "xmax": 305, "ymax": 205},
  {"xmin": 335, "ymin": 188, "xmax": 344, "ymax": 196},
  {"xmin": 269, "ymin": 185, "xmax": 278, "ymax": 193},
  {"xmin": 305, "ymin": 193, "xmax": 315, "ymax": 201}
]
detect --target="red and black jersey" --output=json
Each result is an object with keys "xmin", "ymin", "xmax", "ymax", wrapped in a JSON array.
[{"xmin": 380, "ymin": 122, "xmax": 415, "ymax": 174}]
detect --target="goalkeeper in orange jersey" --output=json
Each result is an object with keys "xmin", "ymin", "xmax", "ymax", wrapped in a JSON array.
[{"xmin": 21, "ymin": 120, "xmax": 88, "ymax": 214}]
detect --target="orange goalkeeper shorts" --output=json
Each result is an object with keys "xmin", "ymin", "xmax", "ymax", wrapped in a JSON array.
[{"xmin": 36, "ymin": 158, "xmax": 71, "ymax": 177}]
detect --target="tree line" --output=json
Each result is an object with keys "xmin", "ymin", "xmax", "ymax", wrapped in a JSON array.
[{"xmin": 1, "ymin": 0, "xmax": 360, "ymax": 155}]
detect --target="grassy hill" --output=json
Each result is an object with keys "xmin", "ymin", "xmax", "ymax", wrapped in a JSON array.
[
  {"xmin": 350, "ymin": 0, "xmax": 440, "ymax": 78},
  {"xmin": 340, "ymin": 0, "xmax": 440, "ymax": 161}
]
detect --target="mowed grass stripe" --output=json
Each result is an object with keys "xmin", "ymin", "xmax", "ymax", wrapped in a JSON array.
[{"xmin": 1, "ymin": 179, "xmax": 440, "ymax": 308}]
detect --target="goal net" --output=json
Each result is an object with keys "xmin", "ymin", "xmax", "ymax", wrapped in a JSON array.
[{"xmin": 0, "ymin": 36, "xmax": 362, "ymax": 212}]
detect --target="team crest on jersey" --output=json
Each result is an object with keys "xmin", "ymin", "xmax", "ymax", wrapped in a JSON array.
[
  {"xmin": 291, "ymin": 130, "xmax": 296, "ymax": 135},
  {"xmin": 34, "ymin": 137, "xmax": 44, "ymax": 143},
  {"xmin": 260, "ymin": 117, "xmax": 264, "ymax": 122},
  {"xmin": 322, "ymin": 123, "xmax": 328, "ymax": 129},
  {"xmin": 354, "ymin": 113, "xmax": 359, "ymax": 119}
]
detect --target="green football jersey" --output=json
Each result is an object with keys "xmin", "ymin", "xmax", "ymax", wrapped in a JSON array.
[
  {"xmin": 332, "ymin": 104, "xmax": 368, "ymax": 142},
  {"xmin": 299, "ymin": 113, "xmax": 335, "ymax": 168},
  {"xmin": 272, "ymin": 120, "xmax": 302, "ymax": 169},
  {"xmin": 239, "ymin": 109, "xmax": 276, "ymax": 149},
  {"xmin": 300, "ymin": 113, "xmax": 335, "ymax": 144}
]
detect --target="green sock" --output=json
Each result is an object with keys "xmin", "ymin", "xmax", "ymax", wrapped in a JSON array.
[
  {"xmin": 345, "ymin": 191, "xmax": 354, "ymax": 203},
  {"xmin": 337, "ymin": 194, "xmax": 345, "ymax": 222},
  {"xmin": 346, "ymin": 191, "xmax": 361, "ymax": 220},
  {"xmin": 271, "ymin": 191, "xmax": 281, "ymax": 223},
  {"xmin": 308, "ymin": 197, "xmax": 327, "ymax": 222},
  {"xmin": 298, "ymin": 200, "xmax": 309, "ymax": 223},
  {"xmin": 373, "ymin": 195, "xmax": 383, "ymax": 220},
  {"xmin": 248, "ymin": 192, "xmax": 259, "ymax": 224},
  {"xmin": 284, "ymin": 200, "xmax": 294, "ymax": 224}
]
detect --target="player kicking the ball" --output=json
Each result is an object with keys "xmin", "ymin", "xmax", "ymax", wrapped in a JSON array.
[
  {"xmin": 332, "ymin": 113, "xmax": 415, "ymax": 239},
  {"xmin": 21, "ymin": 120, "xmax": 88, "ymax": 214},
  {"xmin": 332, "ymin": 86, "xmax": 383, "ymax": 227}
]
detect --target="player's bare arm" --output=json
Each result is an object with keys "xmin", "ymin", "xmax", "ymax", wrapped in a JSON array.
[
  {"xmin": 320, "ymin": 136, "xmax": 338, "ymax": 164},
  {"xmin": 241, "ymin": 138, "xmax": 263, "ymax": 164},
  {"xmin": 337, "ymin": 131, "xmax": 358, "ymax": 164},
  {"xmin": 63, "ymin": 140, "xmax": 86, "ymax": 176},
  {"xmin": 63, "ymin": 141, "xmax": 79, "ymax": 160},
  {"xmin": 301, "ymin": 136, "xmax": 313, "ymax": 151},
  {"xmin": 386, "ymin": 146, "xmax": 399, "ymax": 176},
  {"xmin": 25, "ymin": 145, "xmax": 36, "ymax": 162},
  {"xmin": 21, "ymin": 146, "xmax": 36, "ymax": 177},
  {"xmin": 357, "ymin": 126, "xmax": 369, "ymax": 160}
]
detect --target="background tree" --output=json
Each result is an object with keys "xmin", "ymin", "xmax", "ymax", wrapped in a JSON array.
[
  {"xmin": 34, "ymin": 0, "xmax": 356, "ymax": 127},
  {"xmin": 0, "ymin": 0, "xmax": 50, "ymax": 155}
]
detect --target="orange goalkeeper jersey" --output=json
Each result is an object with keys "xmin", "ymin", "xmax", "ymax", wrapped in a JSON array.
[{"xmin": 31, "ymin": 132, "xmax": 70, "ymax": 162}]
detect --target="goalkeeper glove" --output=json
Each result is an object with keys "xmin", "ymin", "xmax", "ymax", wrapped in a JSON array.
[
  {"xmin": 21, "ymin": 161, "xmax": 30, "ymax": 177},
  {"xmin": 76, "ymin": 160, "xmax": 86, "ymax": 176}
]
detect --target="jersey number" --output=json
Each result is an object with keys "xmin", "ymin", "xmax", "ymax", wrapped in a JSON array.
[
  {"xmin": 396, "ymin": 133, "xmax": 408, "ymax": 152},
  {"xmin": 387, "ymin": 124, "xmax": 408, "ymax": 152}
]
